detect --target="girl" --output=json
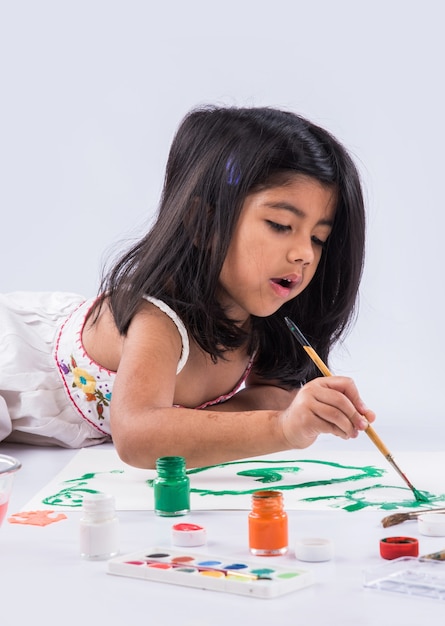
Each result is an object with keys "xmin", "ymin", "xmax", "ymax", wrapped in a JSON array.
[{"xmin": 0, "ymin": 105, "xmax": 375, "ymax": 468}]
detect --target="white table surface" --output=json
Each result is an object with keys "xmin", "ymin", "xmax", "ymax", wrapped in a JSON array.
[{"xmin": 1, "ymin": 436, "xmax": 445, "ymax": 626}]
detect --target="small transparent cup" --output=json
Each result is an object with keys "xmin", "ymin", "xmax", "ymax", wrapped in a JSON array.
[{"xmin": 0, "ymin": 454, "xmax": 21, "ymax": 526}]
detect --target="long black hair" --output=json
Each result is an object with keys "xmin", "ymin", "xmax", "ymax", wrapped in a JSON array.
[{"xmin": 98, "ymin": 105, "xmax": 366, "ymax": 387}]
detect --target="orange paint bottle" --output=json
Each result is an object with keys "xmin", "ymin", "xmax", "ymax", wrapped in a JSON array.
[{"xmin": 248, "ymin": 490, "xmax": 288, "ymax": 556}]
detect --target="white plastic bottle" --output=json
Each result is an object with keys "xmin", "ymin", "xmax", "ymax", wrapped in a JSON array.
[{"xmin": 80, "ymin": 493, "xmax": 119, "ymax": 560}]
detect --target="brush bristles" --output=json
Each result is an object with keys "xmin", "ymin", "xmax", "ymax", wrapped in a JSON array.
[
  {"xmin": 381, "ymin": 507, "xmax": 445, "ymax": 527},
  {"xmin": 381, "ymin": 513, "xmax": 411, "ymax": 528},
  {"xmin": 413, "ymin": 489, "xmax": 430, "ymax": 503}
]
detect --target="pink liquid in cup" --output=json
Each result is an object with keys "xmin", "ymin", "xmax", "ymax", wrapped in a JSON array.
[
  {"xmin": 0, "ymin": 499, "xmax": 9, "ymax": 526},
  {"xmin": 0, "ymin": 454, "xmax": 21, "ymax": 526}
]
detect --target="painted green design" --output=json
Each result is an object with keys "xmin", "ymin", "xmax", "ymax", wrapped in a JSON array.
[
  {"xmin": 180, "ymin": 458, "xmax": 441, "ymax": 511},
  {"xmin": 42, "ymin": 458, "xmax": 444, "ymax": 512},
  {"xmin": 187, "ymin": 458, "xmax": 385, "ymax": 495},
  {"xmin": 301, "ymin": 483, "xmax": 441, "ymax": 511},
  {"xmin": 42, "ymin": 470, "xmax": 124, "ymax": 507}
]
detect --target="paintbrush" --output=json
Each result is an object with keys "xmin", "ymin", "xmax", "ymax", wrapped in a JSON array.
[
  {"xmin": 381, "ymin": 508, "xmax": 445, "ymax": 528},
  {"xmin": 421, "ymin": 548, "xmax": 445, "ymax": 561},
  {"xmin": 284, "ymin": 316, "xmax": 428, "ymax": 504}
]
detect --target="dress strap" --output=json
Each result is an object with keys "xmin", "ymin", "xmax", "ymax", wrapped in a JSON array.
[{"xmin": 142, "ymin": 296, "xmax": 190, "ymax": 373}]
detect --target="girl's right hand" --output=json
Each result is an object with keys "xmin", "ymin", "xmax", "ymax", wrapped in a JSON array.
[{"xmin": 279, "ymin": 376, "xmax": 375, "ymax": 449}]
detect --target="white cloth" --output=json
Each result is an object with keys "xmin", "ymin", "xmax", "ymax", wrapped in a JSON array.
[
  {"xmin": 0, "ymin": 291, "xmax": 249, "ymax": 448},
  {"xmin": 0, "ymin": 292, "xmax": 108, "ymax": 447},
  {"xmin": 0, "ymin": 292, "xmax": 192, "ymax": 449}
]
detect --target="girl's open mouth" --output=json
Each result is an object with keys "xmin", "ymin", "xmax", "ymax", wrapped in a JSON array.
[
  {"xmin": 271, "ymin": 275, "xmax": 302, "ymax": 289},
  {"xmin": 270, "ymin": 275, "xmax": 302, "ymax": 297},
  {"xmin": 274, "ymin": 278, "xmax": 293, "ymax": 288}
]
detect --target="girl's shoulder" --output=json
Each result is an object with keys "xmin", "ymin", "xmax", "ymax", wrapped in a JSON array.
[{"xmin": 141, "ymin": 296, "xmax": 190, "ymax": 373}]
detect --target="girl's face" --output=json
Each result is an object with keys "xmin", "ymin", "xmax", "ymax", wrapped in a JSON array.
[{"xmin": 218, "ymin": 174, "xmax": 337, "ymax": 323}]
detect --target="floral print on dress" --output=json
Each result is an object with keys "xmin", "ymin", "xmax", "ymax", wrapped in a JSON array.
[
  {"xmin": 54, "ymin": 296, "xmax": 253, "ymax": 438},
  {"xmin": 59, "ymin": 355, "xmax": 112, "ymax": 422}
]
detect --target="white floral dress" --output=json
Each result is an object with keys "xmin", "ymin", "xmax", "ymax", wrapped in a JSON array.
[{"xmin": 0, "ymin": 292, "xmax": 252, "ymax": 448}]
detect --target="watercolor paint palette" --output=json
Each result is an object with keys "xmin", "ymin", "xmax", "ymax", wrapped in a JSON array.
[
  {"xmin": 364, "ymin": 557, "xmax": 445, "ymax": 600},
  {"xmin": 107, "ymin": 547, "xmax": 314, "ymax": 598}
]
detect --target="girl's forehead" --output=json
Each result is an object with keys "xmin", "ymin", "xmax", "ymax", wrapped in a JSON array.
[
  {"xmin": 246, "ymin": 175, "xmax": 338, "ymax": 217},
  {"xmin": 251, "ymin": 172, "xmax": 337, "ymax": 198}
]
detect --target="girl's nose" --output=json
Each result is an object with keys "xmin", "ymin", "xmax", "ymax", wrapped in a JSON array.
[{"xmin": 287, "ymin": 236, "xmax": 314, "ymax": 265}]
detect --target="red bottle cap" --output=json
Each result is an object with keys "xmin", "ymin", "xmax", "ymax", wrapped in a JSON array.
[{"xmin": 379, "ymin": 536, "xmax": 419, "ymax": 560}]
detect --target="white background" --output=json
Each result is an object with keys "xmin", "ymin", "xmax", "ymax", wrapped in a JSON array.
[{"xmin": 1, "ymin": 0, "xmax": 444, "ymax": 443}]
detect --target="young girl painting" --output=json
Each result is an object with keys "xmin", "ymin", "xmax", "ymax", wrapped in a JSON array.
[{"xmin": 0, "ymin": 105, "xmax": 375, "ymax": 468}]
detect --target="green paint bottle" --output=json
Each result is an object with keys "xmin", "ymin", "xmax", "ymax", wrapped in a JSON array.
[{"xmin": 154, "ymin": 456, "xmax": 190, "ymax": 516}]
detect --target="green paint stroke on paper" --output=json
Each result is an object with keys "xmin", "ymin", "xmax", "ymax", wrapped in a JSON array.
[
  {"xmin": 185, "ymin": 458, "xmax": 442, "ymax": 511},
  {"xmin": 301, "ymin": 483, "xmax": 444, "ymax": 511},
  {"xmin": 42, "ymin": 470, "xmax": 124, "ymax": 507},
  {"xmin": 186, "ymin": 458, "xmax": 384, "ymax": 495},
  {"xmin": 41, "ymin": 459, "xmax": 443, "ymax": 512}
]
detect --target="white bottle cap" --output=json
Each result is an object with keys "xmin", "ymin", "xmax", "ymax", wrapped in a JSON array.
[
  {"xmin": 82, "ymin": 493, "xmax": 116, "ymax": 522},
  {"xmin": 171, "ymin": 522, "xmax": 207, "ymax": 547},
  {"xmin": 418, "ymin": 513, "xmax": 445, "ymax": 536},
  {"xmin": 295, "ymin": 537, "xmax": 334, "ymax": 562}
]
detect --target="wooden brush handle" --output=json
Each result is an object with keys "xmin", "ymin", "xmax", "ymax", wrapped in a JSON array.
[
  {"xmin": 408, "ymin": 508, "xmax": 445, "ymax": 520},
  {"xmin": 364, "ymin": 425, "xmax": 391, "ymax": 458}
]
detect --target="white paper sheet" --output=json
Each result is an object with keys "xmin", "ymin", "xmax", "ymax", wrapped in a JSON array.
[{"xmin": 22, "ymin": 447, "xmax": 445, "ymax": 512}]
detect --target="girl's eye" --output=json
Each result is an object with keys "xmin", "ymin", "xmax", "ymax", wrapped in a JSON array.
[
  {"xmin": 311, "ymin": 235, "xmax": 327, "ymax": 248},
  {"xmin": 266, "ymin": 220, "xmax": 291, "ymax": 233}
]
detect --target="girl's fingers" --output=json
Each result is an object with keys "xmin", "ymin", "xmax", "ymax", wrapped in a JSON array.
[
  {"xmin": 306, "ymin": 377, "xmax": 371, "ymax": 430},
  {"xmin": 281, "ymin": 376, "xmax": 375, "ymax": 448}
]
